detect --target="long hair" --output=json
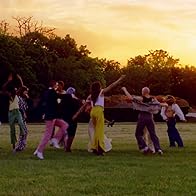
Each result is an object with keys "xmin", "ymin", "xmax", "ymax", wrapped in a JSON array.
[{"xmin": 91, "ymin": 81, "xmax": 101, "ymax": 106}]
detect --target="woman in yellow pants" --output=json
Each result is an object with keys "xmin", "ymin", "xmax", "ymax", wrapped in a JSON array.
[{"xmin": 90, "ymin": 75, "xmax": 125, "ymax": 155}]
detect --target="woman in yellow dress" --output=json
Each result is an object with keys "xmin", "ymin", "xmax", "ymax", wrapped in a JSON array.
[{"xmin": 90, "ymin": 75, "xmax": 125, "ymax": 155}]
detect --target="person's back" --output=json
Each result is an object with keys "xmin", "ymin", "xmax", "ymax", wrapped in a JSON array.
[
  {"xmin": 60, "ymin": 94, "xmax": 81, "ymax": 122},
  {"xmin": 43, "ymin": 88, "xmax": 58, "ymax": 120}
]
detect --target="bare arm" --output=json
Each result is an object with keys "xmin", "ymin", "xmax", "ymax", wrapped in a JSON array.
[
  {"xmin": 72, "ymin": 95, "xmax": 91, "ymax": 120},
  {"xmin": 101, "ymin": 75, "xmax": 126, "ymax": 94},
  {"xmin": 16, "ymin": 74, "xmax": 24, "ymax": 87},
  {"xmin": 72, "ymin": 102, "xmax": 88, "ymax": 121},
  {"xmin": 173, "ymin": 104, "xmax": 186, "ymax": 121},
  {"xmin": 121, "ymin": 87, "xmax": 133, "ymax": 100},
  {"xmin": 160, "ymin": 107, "xmax": 168, "ymax": 121}
]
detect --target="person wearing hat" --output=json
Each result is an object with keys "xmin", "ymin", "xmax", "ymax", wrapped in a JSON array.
[
  {"xmin": 64, "ymin": 86, "xmax": 81, "ymax": 152},
  {"xmin": 161, "ymin": 95, "xmax": 186, "ymax": 147}
]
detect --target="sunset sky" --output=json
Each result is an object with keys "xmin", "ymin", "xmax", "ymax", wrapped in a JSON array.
[{"xmin": 1, "ymin": 0, "xmax": 196, "ymax": 66}]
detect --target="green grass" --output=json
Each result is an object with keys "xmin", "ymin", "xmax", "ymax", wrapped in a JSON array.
[{"xmin": 0, "ymin": 122, "xmax": 196, "ymax": 195}]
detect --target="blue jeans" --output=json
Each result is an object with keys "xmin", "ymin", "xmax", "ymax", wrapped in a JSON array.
[{"xmin": 167, "ymin": 118, "xmax": 184, "ymax": 147}]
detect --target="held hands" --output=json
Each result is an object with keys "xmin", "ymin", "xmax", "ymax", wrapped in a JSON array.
[{"xmin": 160, "ymin": 103, "xmax": 168, "ymax": 107}]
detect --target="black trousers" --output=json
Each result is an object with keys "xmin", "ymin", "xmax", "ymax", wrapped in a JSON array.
[{"xmin": 135, "ymin": 112, "xmax": 161, "ymax": 152}]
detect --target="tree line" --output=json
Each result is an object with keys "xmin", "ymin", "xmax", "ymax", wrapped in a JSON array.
[{"xmin": 0, "ymin": 17, "xmax": 196, "ymax": 106}]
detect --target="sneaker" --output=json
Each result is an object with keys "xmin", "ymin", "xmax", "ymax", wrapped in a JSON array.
[
  {"xmin": 37, "ymin": 152, "xmax": 44, "ymax": 160},
  {"xmin": 157, "ymin": 149, "xmax": 163, "ymax": 155},
  {"xmin": 141, "ymin": 146, "xmax": 149, "ymax": 154},
  {"xmin": 49, "ymin": 140, "xmax": 53, "ymax": 146},
  {"xmin": 34, "ymin": 150, "xmax": 44, "ymax": 160},
  {"xmin": 51, "ymin": 138, "xmax": 60, "ymax": 149}
]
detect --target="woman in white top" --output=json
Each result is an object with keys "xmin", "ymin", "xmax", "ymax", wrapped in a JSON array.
[
  {"xmin": 161, "ymin": 95, "xmax": 186, "ymax": 147},
  {"xmin": 90, "ymin": 75, "xmax": 125, "ymax": 155}
]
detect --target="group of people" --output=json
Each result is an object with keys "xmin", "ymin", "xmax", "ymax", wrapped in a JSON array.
[
  {"xmin": 122, "ymin": 86, "xmax": 186, "ymax": 154},
  {"xmin": 0, "ymin": 73, "xmax": 187, "ymax": 160}
]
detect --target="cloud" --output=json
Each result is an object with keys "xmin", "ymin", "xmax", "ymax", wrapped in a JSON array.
[{"xmin": 1, "ymin": 0, "xmax": 196, "ymax": 65}]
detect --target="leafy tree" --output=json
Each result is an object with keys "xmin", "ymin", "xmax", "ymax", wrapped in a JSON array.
[
  {"xmin": 122, "ymin": 50, "xmax": 181, "ymax": 95},
  {"xmin": 100, "ymin": 59, "xmax": 122, "ymax": 95},
  {"xmin": 0, "ymin": 34, "xmax": 37, "ymax": 89}
]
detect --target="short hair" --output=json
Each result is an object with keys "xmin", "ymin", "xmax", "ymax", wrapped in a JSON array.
[{"xmin": 142, "ymin": 87, "xmax": 150, "ymax": 94}]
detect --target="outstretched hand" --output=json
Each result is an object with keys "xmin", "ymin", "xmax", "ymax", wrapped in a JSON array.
[{"xmin": 119, "ymin": 75, "xmax": 126, "ymax": 81}]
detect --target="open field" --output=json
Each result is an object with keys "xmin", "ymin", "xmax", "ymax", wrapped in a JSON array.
[{"xmin": 0, "ymin": 123, "xmax": 196, "ymax": 195}]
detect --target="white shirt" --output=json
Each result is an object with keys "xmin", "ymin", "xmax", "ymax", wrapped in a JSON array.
[
  {"xmin": 9, "ymin": 95, "xmax": 19, "ymax": 111},
  {"xmin": 90, "ymin": 90, "xmax": 104, "ymax": 107},
  {"xmin": 161, "ymin": 103, "xmax": 185, "ymax": 121}
]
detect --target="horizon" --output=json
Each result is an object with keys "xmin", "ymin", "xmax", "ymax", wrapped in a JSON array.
[{"xmin": 1, "ymin": 0, "xmax": 196, "ymax": 66}]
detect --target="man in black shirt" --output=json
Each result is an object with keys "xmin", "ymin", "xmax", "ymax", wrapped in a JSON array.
[
  {"xmin": 34, "ymin": 80, "xmax": 69, "ymax": 160},
  {"xmin": 52, "ymin": 85, "xmax": 81, "ymax": 152}
]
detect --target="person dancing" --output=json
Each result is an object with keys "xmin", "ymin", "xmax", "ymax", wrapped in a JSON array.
[
  {"xmin": 2, "ymin": 73, "xmax": 25, "ymax": 150},
  {"xmin": 14, "ymin": 86, "xmax": 29, "ymax": 151},
  {"xmin": 122, "ymin": 86, "xmax": 164, "ymax": 155},
  {"xmin": 89, "ymin": 75, "xmax": 125, "ymax": 155},
  {"xmin": 72, "ymin": 95, "xmax": 113, "ymax": 153},
  {"xmin": 51, "ymin": 84, "xmax": 82, "ymax": 152},
  {"xmin": 34, "ymin": 80, "xmax": 69, "ymax": 160},
  {"xmin": 161, "ymin": 95, "xmax": 186, "ymax": 147}
]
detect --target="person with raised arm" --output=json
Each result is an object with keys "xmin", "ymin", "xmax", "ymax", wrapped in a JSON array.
[
  {"xmin": 122, "ymin": 86, "xmax": 164, "ymax": 155},
  {"xmin": 161, "ymin": 95, "xmax": 186, "ymax": 147},
  {"xmin": 89, "ymin": 75, "xmax": 125, "ymax": 155}
]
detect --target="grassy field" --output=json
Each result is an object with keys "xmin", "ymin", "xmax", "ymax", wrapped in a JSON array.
[{"xmin": 0, "ymin": 122, "xmax": 196, "ymax": 196}]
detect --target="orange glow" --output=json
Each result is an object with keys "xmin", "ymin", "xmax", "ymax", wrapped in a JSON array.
[{"xmin": 1, "ymin": 0, "xmax": 196, "ymax": 66}]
